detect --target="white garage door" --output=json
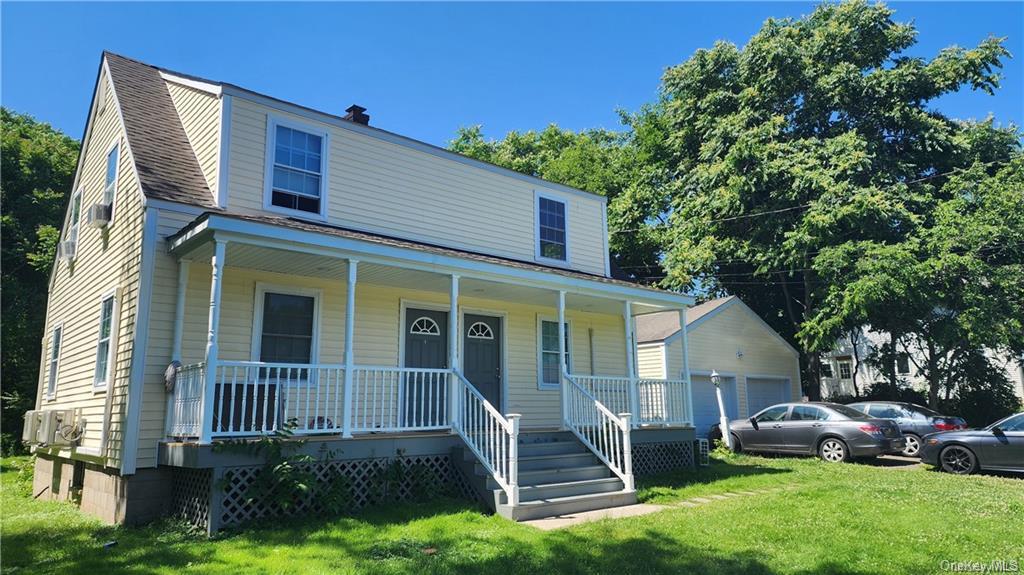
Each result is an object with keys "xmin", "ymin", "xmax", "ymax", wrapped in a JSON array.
[
  {"xmin": 691, "ymin": 375, "xmax": 738, "ymax": 439},
  {"xmin": 746, "ymin": 377, "xmax": 790, "ymax": 415}
]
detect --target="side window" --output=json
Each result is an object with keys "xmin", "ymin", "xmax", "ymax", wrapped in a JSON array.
[
  {"xmin": 536, "ymin": 194, "xmax": 567, "ymax": 263},
  {"xmin": 820, "ymin": 363, "xmax": 833, "ymax": 378},
  {"xmin": 538, "ymin": 319, "xmax": 570, "ymax": 389},
  {"xmin": 848, "ymin": 403, "xmax": 867, "ymax": 414},
  {"xmin": 104, "ymin": 143, "xmax": 119, "ymax": 207},
  {"xmin": 868, "ymin": 404, "xmax": 900, "ymax": 419},
  {"xmin": 790, "ymin": 405, "xmax": 826, "ymax": 421},
  {"xmin": 896, "ymin": 354, "xmax": 911, "ymax": 375},
  {"xmin": 838, "ymin": 361, "xmax": 852, "ymax": 379},
  {"xmin": 67, "ymin": 189, "xmax": 83, "ymax": 243},
  {"xmin": 93, "ymin": 294, "xmax": 116, "ymax": 388},
  {"xmin": 755, "ymin": 405, "xmax": 788, "ymax": 423},
  {"xmin": 47, "ymin": 325, "xmax": 63, "ymax": 398}
]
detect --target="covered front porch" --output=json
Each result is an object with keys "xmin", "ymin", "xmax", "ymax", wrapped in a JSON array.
[{"xmin": 161, "ymin": 212, "xmax": 694, "ymax": 509}]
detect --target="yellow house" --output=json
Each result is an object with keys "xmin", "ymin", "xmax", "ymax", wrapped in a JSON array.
[
  {"xmin": 636, "ymin": 296, "xmax": 802, "ymax": 440},
  {"xmin": 29, "ymin": 52, "xmax": 697, "ymax": 531}
]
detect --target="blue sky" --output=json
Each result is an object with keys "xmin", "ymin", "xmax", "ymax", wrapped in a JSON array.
[{"xmin": 3, "ymin": 2, "xmax": 1022, "ymax": 146}]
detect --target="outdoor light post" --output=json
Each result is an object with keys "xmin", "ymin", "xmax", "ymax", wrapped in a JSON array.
[{"xmin": 712, "ymin": 370, "xmax": 732, "ymax": 449}]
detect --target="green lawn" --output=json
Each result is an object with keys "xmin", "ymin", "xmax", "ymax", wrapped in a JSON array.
[{"xmin": 2, "ymin": 454, "xmax": 1021, "ymax": 574}]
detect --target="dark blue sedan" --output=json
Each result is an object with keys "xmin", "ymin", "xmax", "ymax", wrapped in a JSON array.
[{"xmin": 920, "ymin": 413, "xmax": 1024, "ymax": 475}]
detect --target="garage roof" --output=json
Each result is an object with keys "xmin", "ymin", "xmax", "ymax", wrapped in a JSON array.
[{"xmin": 636, "ymin": 296, "xmax": 736, "ymax": 343}]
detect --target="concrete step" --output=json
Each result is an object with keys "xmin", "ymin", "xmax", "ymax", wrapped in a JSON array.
[
  {"xmin": 516, "ymin": 441, "xmax": 588, "ymax": 457},
  {"xmin": 485, "ymin": 464, "xmax": 611, "ymax": 489},
  {"xmin": 496, "ymin": 489, "xmax": 638, "ymax": 521},
  {"xmin": 496, "ymin": 477, "xmax": 625, "ymax": 505},
  {"xmin": 474, "ymin": 452, "xmax": 596, "ymax": 475}
]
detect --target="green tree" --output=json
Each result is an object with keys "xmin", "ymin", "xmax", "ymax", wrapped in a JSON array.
[
  {"xmin": 1, "ymin": 108, "xmax": 79, "ymax": 453},
  {"xmin": 653, "ymin": 1, "xmax": 1017, "ymax": 397}
]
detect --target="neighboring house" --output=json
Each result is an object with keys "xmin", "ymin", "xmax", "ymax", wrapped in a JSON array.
[
  {"xmin": 821, "ymin": 329, "xmax": 1024, "ymax": 403},
  {"xmin": 635, "ymin": 296, "xmax": 801, "ymax": 440},
  {"xmin": 28, "ymin": 53, "xmax": 698, "ymax": 532}
]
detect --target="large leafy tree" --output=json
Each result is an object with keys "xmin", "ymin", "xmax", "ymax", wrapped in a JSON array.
[
  {"xmin": 1, "ymin": 108, "xmax": 79, "ymax": 453},
  {"xmin": 655, "ymin": 1, "xmax": 1018, "ymax": 397}
]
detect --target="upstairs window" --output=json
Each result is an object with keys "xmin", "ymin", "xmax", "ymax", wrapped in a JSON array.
[
  {"xmin": 536, "ymin": 193, "xmax": 567, "ymax": 263},
  {"xmin": 67, "ymin": 189, "xmax": 83, "ymax": 243},
  {"xmin": 94, "ymin": 294, "xmax": 115, "ymax": 388},
  {"xmin": 267, "ymin": 118, "xmax": 328, "ymax": 218},
  {"xmin": 104, "ymin": 143, "xmax": 119, "ymax": 206}
]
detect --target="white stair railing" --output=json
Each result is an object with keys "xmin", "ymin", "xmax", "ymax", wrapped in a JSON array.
[
  {"xmin": 451, "ymin": 371, "xmax": 520, "ymax": 507},
  {"xmin": 563, "ymin": 374, "xmax": 634, "ymax": 491}
]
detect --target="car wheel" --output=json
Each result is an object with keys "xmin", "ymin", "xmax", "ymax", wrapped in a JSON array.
[
  {"xmin": 902, "ymin": 434, "xmax": 922, "ymax": 457},
  {"xmin": 939, "ymin": 445, "xmax": 978, "ymax": 475},
  {"xmin": 730, "ymin": 434, "xmax": 742, "ymax": 453},
  {"xmin": 818, "ymin": 438, "xmax": 850, "ymax": 463}
]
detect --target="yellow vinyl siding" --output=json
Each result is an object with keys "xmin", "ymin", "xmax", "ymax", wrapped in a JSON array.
[
  {"xmin": 38, "ymin": 66, "xmax": 146, "ymax": 467},
  {"xmin": 225, "ymin": 98, "xmax": 608, "ymax": 276},
  {"xmin": 165, "ymin": 82, "xmax": 220, "ymax": 197},
  {"xmin": 636, "ymin": 344, "xmax": 666, "ymax": 380},
  {"xmin": 663, "ymin": 303, "xmax": 801, "ymax": 417}
]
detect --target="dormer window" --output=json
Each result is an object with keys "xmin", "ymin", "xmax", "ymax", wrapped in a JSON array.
[
  {"xmin": 265, "ymin": 116, "xmax": 329, "ymax": 219},
  {"xmin": 535, "ymin": 192, "xmax": 568, "ymax": 263}
]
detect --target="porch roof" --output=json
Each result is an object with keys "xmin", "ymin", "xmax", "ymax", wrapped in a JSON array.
[{"xmin": 167, "ymin": 211, "xmax": 694, "ymax": 310}]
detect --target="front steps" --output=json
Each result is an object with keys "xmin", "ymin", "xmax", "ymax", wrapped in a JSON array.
[{"xmin": 453, "ymin": 430, "xmax": 637, "ymax": 521}]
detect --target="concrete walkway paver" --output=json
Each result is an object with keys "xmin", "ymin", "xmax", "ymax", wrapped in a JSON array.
[{"xmin": 522, "ymin": 503, "xmax": 668, "ymax": 531}]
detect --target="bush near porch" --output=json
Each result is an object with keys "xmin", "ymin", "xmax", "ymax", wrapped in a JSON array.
[{"xmin": 2, "ymin": 454, "xmax": 1021, "ymax": 575}]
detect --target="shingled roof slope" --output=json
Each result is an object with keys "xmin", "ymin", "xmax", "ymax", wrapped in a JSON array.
[{"xmin": 104, "ymin": 52, "xmax": 217, "ymax": 208}]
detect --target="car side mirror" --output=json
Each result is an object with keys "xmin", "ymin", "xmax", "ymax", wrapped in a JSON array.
[
  {"xmin": 749, "ymin": 417, "xmax": 759, "ymax": 430},
  {"xmin": 992, "ymin": 426, "xmax": 1004, "ymax": 435}
]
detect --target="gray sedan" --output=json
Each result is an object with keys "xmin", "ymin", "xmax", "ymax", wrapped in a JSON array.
[
  {"xmin": 727, "ymin": 402, "xmax": 906, "ymax": 462},
  {"xmin": 920, "ymin": 412, "xmax": 1024, "ymax": 475}
]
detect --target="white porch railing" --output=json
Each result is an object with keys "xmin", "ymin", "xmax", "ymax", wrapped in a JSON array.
[
  {"xmin": 563, "ymin": 374, "xmax": 634, "ymax": 490},
  {"xmin": 350, "ymin": 366, "xmax": 451, "ymax": 432},
  {"xmin": 574, "ymin": 375, "xmax": 691, "ymax": 427},
  {"xmin": 451, "ymin": 371, "xmax": 520, "ymax": 506},
  {"xmin": 167, "ymin": 362, "xmax": 205, "ymax": 437}
]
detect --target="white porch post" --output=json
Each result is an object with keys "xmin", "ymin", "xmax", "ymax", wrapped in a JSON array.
[
  {"xmin": 624, "ymin": 301, "xmax": 640, "ymax": 429},
  {"xmin": 171, "ymin": 259, "xmax": 191, "ymax": 362},
  {"xmin": 342, "ymin": 259, "xmax": 358, "ymax": 438},
  {"xmin": 448, "ymin": 275, "xmax": 460, "ymax": 429},
  {"xmin": 680, "ymin": 307, "xmax": 694, "ymax": 425},
  {"xmin": 558, "ymin": 290, "xmax": 568, "ymax": 428},
  {"xmin": 166, "ymin": 259, "xmax": 191, "ymax": 436},
  {"xmin": 199, "ymin": 240, "xmax": 226, "ymax": 444}
]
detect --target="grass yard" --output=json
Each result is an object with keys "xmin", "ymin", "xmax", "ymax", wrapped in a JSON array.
[{"xmin": 2, "ymin": 454, "xmax": 1021, "ymax": 575}]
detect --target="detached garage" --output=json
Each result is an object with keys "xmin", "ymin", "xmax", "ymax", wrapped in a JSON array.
[{"xmin": 636, "ymin": 296, "xmax": 801, "ymax": 439}]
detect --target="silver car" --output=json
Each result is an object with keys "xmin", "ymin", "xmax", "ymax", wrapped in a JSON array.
[{"xmin": 727, "ymin": 402, "xmax": 906, "ymax": 462}]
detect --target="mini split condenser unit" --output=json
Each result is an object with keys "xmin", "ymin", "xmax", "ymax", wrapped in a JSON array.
[{"xmin": 22, "ymin": 409, "xmax": 79, "ymax": 447}]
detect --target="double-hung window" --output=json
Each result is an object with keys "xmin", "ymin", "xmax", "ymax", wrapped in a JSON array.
[
  {"xmin": 258, "ymin": 292, "xmax": 317, "ymax": 364},
  {"xmin": 104, "ymin": 143, "xmax": 119, "ymax": 206},
  {"xmin": 538, "ymin": 319, "xmax": 570, "ymax": 389},
  {"xmin": 67, "ymin": 189, "xmax": 83, "ymax": 244},
  {"xmin": 47, "ymin": 325, "xmax": 63, "ymax": 399},
  {"xmin": 838, "ymin": 361, "xmax": 852, "ymax": 380},
  {"xmin": 94, "ymin": 295, "xmax": 115, "ymax": 388},
  {"xmin": 536, "ymin": 193, "xmax": 568, "ymax": 263},
  {"xmin": 267, "ymin": 119, "xmax": 327, "ymax": 217}
]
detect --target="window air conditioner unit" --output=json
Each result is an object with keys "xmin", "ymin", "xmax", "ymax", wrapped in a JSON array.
[
  {"xmin": 85, "ymin": 203, "xmax": 112, "ymax": 228},
  {"xmin": 22, "ymin": 410, "xmax": 44, "ymax": 445},
  {"xmin": 37, "ymin": 409, "xmax": 78, "ymax": 447},
  {"xmin": 56, "ymin": 240, "xmax": 77, "ymax": 261}
]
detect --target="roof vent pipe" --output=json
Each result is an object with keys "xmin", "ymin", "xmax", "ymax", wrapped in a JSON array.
[{"xmin": 344, "ymin": 104, "xmax": 369, "ymax": 125}]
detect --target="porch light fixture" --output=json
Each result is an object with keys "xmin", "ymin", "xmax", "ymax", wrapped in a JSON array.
[{"xmin": 711, "ymin": 370, "xmax": 733, "ymax": 450}]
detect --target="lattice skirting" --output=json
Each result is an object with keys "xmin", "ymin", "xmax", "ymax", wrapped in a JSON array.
[
  {"xmin": 631, "ymin": 441, "xmax": 695, "ymax": 476},
  {"xmin": 171, "ymin": 467, "xmax": 213, "ymax": 530},
  {"xmin": 190, "ymin": 454, "xmax": 476, "ymax": 531}
]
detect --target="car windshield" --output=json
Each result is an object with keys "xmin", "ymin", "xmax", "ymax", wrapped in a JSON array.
[{"xmin": 827, "ymin": 404, "xmax": 871, "ymax": 419}]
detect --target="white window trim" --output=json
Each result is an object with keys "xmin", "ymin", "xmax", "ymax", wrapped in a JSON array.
[
  {"xmin": 537, "ymin": 315, "xmax": 572, "ymax": 391},
  {"xmin": 838, "ymin": 361, "xmax": 853, "ymax": 380},
  {"xmin": 103, "ymin": 139, "xmax": 120, "ymax": 223},
  {"xmin": 250, "ymin": 283, "xmax": 322, "ymax": 374},
  {"xmin": 66, "ymin": 187, "xmax": 83, "ymax": 244},
  {"xmin": 93, "ymin": 290, "xmax": 118, "ymax": 390},
  {"xmin": 263, "ymin": 114, "xmax": 330, "ymax": 221},
  {"xmin": 46, "ymin": 322, "xmax": 64, "ymax": 401},
  {"xmin": 534, "ymin": 190, "xmax": 570, "ymax": 267}
]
